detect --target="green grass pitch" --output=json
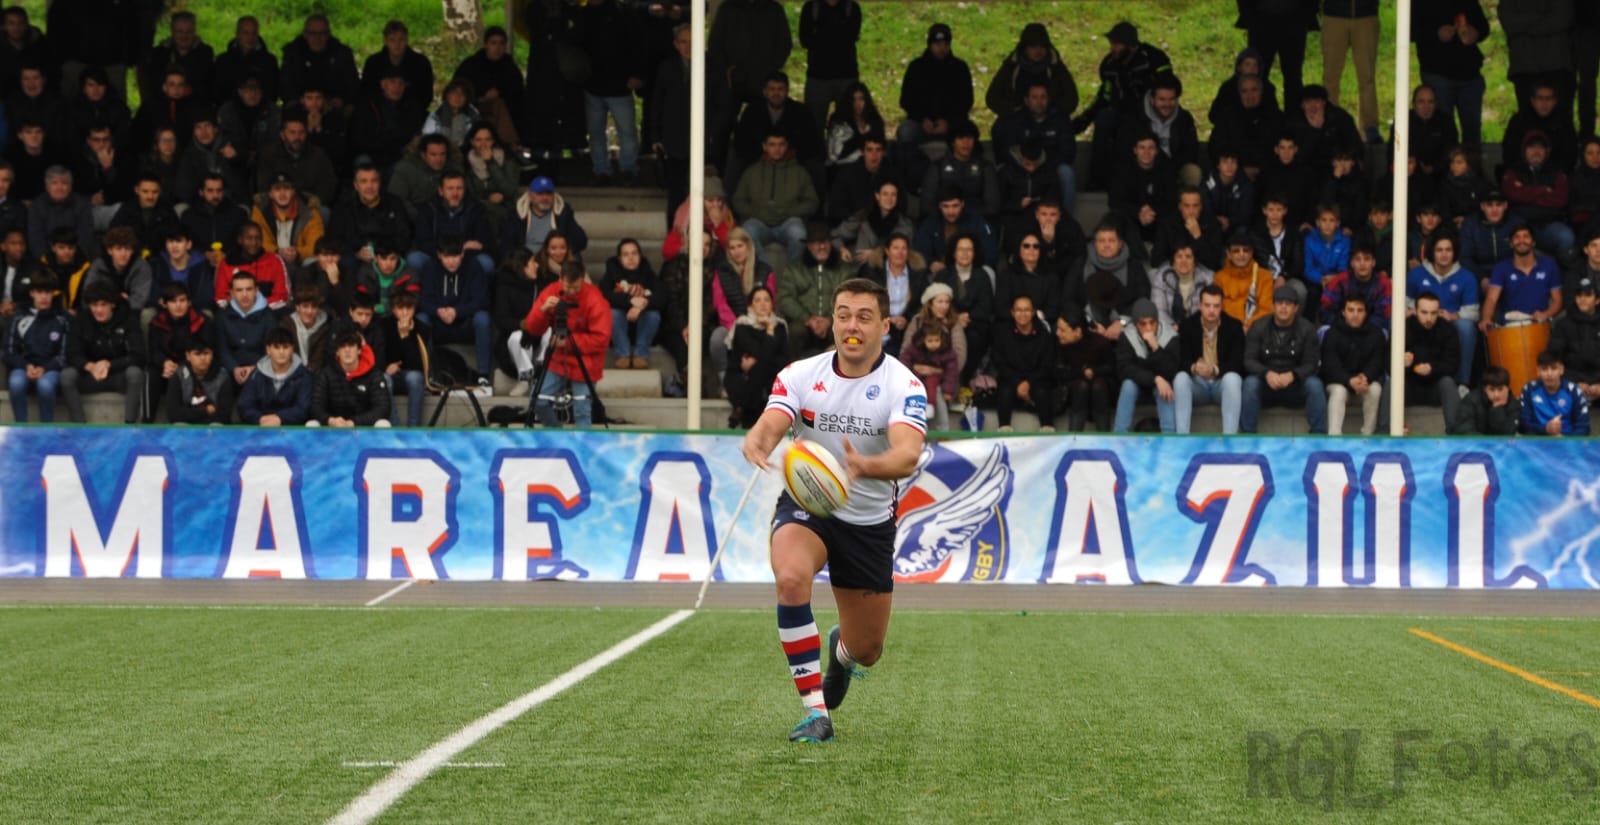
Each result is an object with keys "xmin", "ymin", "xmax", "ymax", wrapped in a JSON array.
[{"xmin": 3, "ymin": 605, "xmax": 1597, "ymax": 823}]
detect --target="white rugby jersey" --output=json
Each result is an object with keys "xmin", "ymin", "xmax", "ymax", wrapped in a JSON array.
[{"xmin": 765, "ymin": 351, "xmax": 928, "ymax": 525}]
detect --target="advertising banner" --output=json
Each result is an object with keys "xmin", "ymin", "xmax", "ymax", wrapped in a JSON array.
[{"xmin": 0, "ymin": 428, "xmax": 1590, "ymax": 588}]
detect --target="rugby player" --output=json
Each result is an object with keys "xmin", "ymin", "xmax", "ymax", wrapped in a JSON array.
[{"xmin": 741, "ymin": 278, "xmax": 929, "ymax": 743}]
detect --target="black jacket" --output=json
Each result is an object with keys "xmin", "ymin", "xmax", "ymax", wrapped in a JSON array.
[
  {"xmin": 311, "ymin": 350, "xmax": 391, "ymax": 425},
  {"xmin": 1115, "ymin": 326, "xmax": 1182, "ymax": 387},
  {"xmin": 991, "ymin": 321, "xmax": 1054, "ymax": 387},
  {"xmin": 348, "ymin": 93, "xmax": 426, "ymax": 170},
  {"xmin": 66, "ymin": 304, "xmax": 145, "ymax": 371},
  {"xmin": 1549, "ymin": 309, "xmax": 1600, "ymax": 384},
  {"xmin": 1320, "ymin": 317, "xmax": 1388, "ymax": 387},
  {"xmin": 166, "ymin": 363, "xmax": 234, "ymax": 424},
  {"xmin": 180, "ymin": 200, "xmax": 250, "ymax": 260},
  {"xmin": 985, "ymin": 34, "xmax": 1078, "ymax": 118},
  {"xmin": 2, "ymin": 306, "xmax": 70, "ymax": 370},
  {"xmin": 798, "ymin": 0, "xmax": 861, "ymax": 80},
  {"xmin": 1178, "ymin": 313, "xmax": 1246, "ymax": 377},
  {"xmin": 328, "ymin": 194, "xmax": 413, "ymax": 256},
  {"xmin": 452, "ymin": 48, "xmax": 524, "ymax": 115},
  {"xmin": 995, "ymin": 263, "xmax": 1061, "ymax": 325},
  {"xmin": 1404, "ymin": 314, "xmax": 1461, "ymax": 386},
  {"xmin": 898, "ymin": 50, "xmax": 974, "ymax": 125},
  {"xmin": 279, "ymin": 34, "xmax": 360, "ymax": 105},
  {"xmin": 1412, "ymin": 0, "xmax": 1490, "ymax": 79},
  {"xmin": 214, "ymin": 38, "xmax": 281, "ymax": 103},
  {"xmin": 1287, "ymin": 105, "xmax": 1364, "ymax": 173},
  {"xmin": 1245, "ymin": 315, "xmax": 1319, "ymax": 379},
  {"xmin": 360, "ymin": 47, "xmax": 435, "ymax": 111}
]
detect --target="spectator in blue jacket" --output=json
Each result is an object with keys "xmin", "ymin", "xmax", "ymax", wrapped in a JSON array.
[
  {"xmin": 3, "ymin": 275, "xmax": 66, "ymax": 421},
  {"xmin": 1521, "ymin": 349, "xmax": 1591, "ymax": 436},
  {"xmin": 418, "ymin": 235, "xmax": 492, "ymax": 391},
  {"xmin": 1302, "ymin": 204, "xmax": 1351, "ymax": 306},
  {"xmin": 237, "ymin": 327, "xmax": 313, "ymax": 426}
]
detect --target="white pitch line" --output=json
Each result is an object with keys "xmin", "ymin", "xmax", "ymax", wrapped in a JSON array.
[
  {"xmin": 363, "ymin": 580, "xmax": 415, "ymax": 607},
  {"xmin": 342, "ymin": 761, "xmax": 505, "ymax": 769},
  {"xmin": 326, "ymin": 608, "xmax": 694, "ymax": 825}
]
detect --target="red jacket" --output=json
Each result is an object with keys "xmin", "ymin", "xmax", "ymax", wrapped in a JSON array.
[
  {"xmin": 523, "ymin": 281, "xmax": 612, "ymax": 383},
  {"xmin": 216, "ymin": 250, "xmax": 291, "ymax": 310}
]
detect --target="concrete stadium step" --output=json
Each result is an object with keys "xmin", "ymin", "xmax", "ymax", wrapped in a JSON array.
[{"xmin": 561, "ymin": 185, "xmax": 669, "ymax": 214}]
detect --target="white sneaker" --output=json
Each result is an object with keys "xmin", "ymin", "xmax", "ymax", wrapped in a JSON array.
[
  {"xmin": 509, "ymin": 381, "xmax": 531, "ymax": 398},
  {"xmin": 1458, "ymin": 384, "xmax": 1470, "ymax": 400},
  {"xmin": 473, "ymin": 377, "xmax": 493, "ymax": 398},
  {"xmin": 998, "ymin": 425, "xmax": 1014, "ymax": 432}
]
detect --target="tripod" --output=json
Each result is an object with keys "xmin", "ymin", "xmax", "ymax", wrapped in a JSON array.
[{"xmin": 522, "ymin": 329, "xmax": 606, "ymax": 429}]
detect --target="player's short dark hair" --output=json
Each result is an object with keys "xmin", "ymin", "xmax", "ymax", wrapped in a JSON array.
[
  {"xmin": 230, "ymin": 270, "xmax": 257, "ymax": 287},
  {"xmin": 185, "ymin": 337, "xmax": 213, "ymax": 354},
  {"xmin": 418, "ymin": 133, "xmax": 449, "ymax": 153},
  {"xmin": 1338, "ymin": 294, "xmax": 1369, "ymax": 312},
  {"xmin": 390, "ymin": 291, "xmax": 418, "ymax": 310},
  {"xmin": 1199, "ymin": 283, "xmax": 1225, "ymax": 301},
  {"xmin": 1537, "ymin": 349, "xmax": 1562, "ymax": 368},
  {"xmin": 1415, "ymin": 290, "xmax": 1441, "ymax": 306},
  {"xmin": 334, "ymin": 330, "xmax": 364, "ymax": 350},
  {"xmin": 293, "ymin": 285, "xmax": 323, "ymax": 306},
  {"xmin": 1481, "ymin": 365, "xmax": 1510, "ymax": 387},
  {"xmin": 264, "ymin": 327, "xmax": 295, "ymax": 348},
  {"xmin": 351, "ymin": 291, "xmax": 378, "ymax": 311},
  {"xmin": 48, "ymin": 226, "xmax": 77, "ymax": 247},
  {"xmin": 436, "ymin": 234, "xmax": 465, "ymax": 257},
  {"xmin": 834, "ymin": 277, "xmax": 890, "ymax": 318}
]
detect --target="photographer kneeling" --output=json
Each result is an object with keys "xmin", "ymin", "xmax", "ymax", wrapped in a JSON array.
[{"xmin": 522, "ymin": 260, "xmax": 612, "ymax": 427}]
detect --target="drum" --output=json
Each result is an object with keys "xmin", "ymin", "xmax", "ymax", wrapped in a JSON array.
[{"xmin": 1486, "ymin": 321, "xmax": 1551, "ymax": 391}]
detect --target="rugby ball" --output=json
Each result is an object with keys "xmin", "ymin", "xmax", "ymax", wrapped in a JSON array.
[{"xmin": 783, "ymin": 439, "xmax": 850, "ymax": 517}]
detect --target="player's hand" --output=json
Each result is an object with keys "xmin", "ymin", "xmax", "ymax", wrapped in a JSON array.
[
  {"xmin": 1547, "ymin": 416, "xmax": 1563, "ymax": 436},
  {"xmin": 741, "ymin": 431, "xmax": 774, "ymax": 469},
  {"xmin": 841, "ymin": 437, "xmax": 866, "ymax": 484}
]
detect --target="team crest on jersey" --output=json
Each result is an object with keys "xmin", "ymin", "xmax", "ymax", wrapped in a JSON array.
[
  {"xmin": 893, "ymin": 443, "xmax": 1013, "ymax": 582},
  {"xmin": 866, "ymin": 385, "xmax": 880, "ymax": 399},
  {"xmin": 772, "ymin": 376, "xmax": 788, "ymax": 396},
  {"xmin": 800, "ymin": 408, "xmax": 816, "ymax": 428}
]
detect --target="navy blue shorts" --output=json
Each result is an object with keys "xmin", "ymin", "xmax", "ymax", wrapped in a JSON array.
[{"xmin": 770, "ymin": 491, "xmax": 898, "ymax": 593}]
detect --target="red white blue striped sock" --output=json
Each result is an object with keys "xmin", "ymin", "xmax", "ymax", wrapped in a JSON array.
[{"xmin": 777, "ymin": 603, "xmax": 827, "ymax": 715}]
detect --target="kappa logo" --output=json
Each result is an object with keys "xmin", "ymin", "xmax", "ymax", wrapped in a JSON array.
[
  {"xmin": 791, "ymin": 667, "xmax": 814, "ymax": 676},
  {"xmin": 893, "ymin": 443, "xmax": 1013, "ymax": 583},
  {"xmin": 813, "ymin": 381, "xmax": 828, "ymax": 393}
]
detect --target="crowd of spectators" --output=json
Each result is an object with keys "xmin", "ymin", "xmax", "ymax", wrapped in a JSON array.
[{"xmin": 0, "ymin": 1, "xmax": 1595, "ymax": 436}]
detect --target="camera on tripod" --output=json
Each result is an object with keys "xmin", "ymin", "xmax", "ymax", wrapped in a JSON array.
[{"xmin": 549, "ymin": 299, "xmax": 575, "ymax": 335}]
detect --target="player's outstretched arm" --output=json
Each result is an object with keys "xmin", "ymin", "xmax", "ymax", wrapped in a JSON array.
[
  {"xmin": 742, "ymin": 408, "xmax": 793, "ymax": 470},
  {"xmin": 842, "ymin": 426, "xmax": 924, "ymax": 482}
]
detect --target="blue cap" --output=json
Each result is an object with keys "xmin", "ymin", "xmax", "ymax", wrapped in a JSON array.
[{"xmin": 529, "ymin": 176, "xmax": 555, "ymax": 194}]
